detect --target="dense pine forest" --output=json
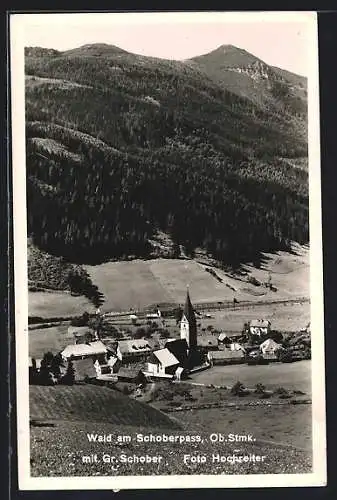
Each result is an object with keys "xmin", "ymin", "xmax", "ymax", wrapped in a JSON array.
[{"xmin": 25, "ymin": 44, "xmax": 308, "ymax": 267}]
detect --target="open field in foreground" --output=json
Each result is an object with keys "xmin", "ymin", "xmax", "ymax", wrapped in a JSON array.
[
  {"xmin": 30, "ymin": 385, "xmax": 179, "ymax": 429},
  {"xmin": 190, "ymin": 360, "xmax": 311, "ymax": 394},
  {"xmin": 30, "ymin": 412, "xmax": 311, "ymax": 477},
  {"xmin": 177, "ymin": 403, "xmax": 312, "ymax": 452}
]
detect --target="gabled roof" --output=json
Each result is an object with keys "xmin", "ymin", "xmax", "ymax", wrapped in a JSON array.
[
  {"xmin": 218, "ymin": 333, "xmax": 229, "ymax": 341},
  {"xmin": 260, "ymin": 338, "xmax": 281, "ymax": 351},
  {"xmin": 117, "ymin": 339, "xmax": 152, "ymax": 354},
  {"xmin": 61, "ymin": 340, "xmax": 107, "ymax": 358},
  {"xmin": 249, "ymin": 319, "xmax": 271, "ymax": 328},
  {"xmin": 151, "ymin": 348, "xmax": 179, "ymax": 367}
]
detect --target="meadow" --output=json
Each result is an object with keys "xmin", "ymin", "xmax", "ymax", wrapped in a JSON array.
[
  {"xmin": 190, "ymin": 360, "xmax": 311, "ymax": 394},
  {"xmin": 83, "ymin": 246, "xmax": 309, "ymax": 313}
]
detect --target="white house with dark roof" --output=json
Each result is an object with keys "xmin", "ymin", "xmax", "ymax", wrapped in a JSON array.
[{"xmin": 145, "ymin": 348, "xmax": 180, "ymax": 379}]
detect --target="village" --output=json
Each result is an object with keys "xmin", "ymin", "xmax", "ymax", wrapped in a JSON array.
[{"xmin": 29, "ymin": 288, "xmax": 311, "ymax": 392}]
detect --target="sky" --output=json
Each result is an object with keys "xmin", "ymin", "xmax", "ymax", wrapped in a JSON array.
[{"xmin": 16, "ymin": 12, "xmax": 317, "ymax": 77}]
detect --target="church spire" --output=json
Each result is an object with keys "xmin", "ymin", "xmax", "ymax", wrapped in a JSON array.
[
  {"xmin": 183, "ymin": 287, "xmax": 196, "ymax": 326},
  {"xmin": 180, "ymin": 287, "xmax": 197, "ymax": 348}
]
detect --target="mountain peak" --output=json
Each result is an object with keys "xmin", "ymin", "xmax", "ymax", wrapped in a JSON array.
[
  {"xmin": 191, "ymin": 44, "xmax": 262, "ymax": 68},
  {"xmin": 62, "ymin": 43, "xmax": 129, "ymax": 57}
]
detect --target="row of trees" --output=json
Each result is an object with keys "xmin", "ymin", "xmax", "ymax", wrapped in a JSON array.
[{"xmin": 29, "ymin": 352, "xmax": 75, "ymax": 385}]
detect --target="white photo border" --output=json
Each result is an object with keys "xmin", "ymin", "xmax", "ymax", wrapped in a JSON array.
[{"xmin": 10, "ymin": 10, "xmax": 326, "ymax": 490}]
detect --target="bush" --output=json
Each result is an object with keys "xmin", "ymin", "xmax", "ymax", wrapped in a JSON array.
[
  {"xmin": 247, "ymin": 276, "xmax": 261, "ymax": 286},
  {"xmin": 122, "ymin": 385, "xmax": 133, "ymax": 395},
  {"xmin": 278, "ymin": 348, "xmax": 293, "ymax": 363},
  {"xmin": 134, "ymin": 327, "xmax": 147, "ymax": 339},
  {"xmin": 274, "ymin": 387, "xmax": 288, "ymax": 395},
  {"xmin": 231, "ymin": 381, "xmax": 246, "ymax": 396},
  {"xmin": 292, "ymin": 389, "xmax": 306, "ymax": 395},
  {"xmin": 254, "ymin": 383, "xmax": 266, "ymax": 395},
  {"xmin": 71, "ymin": 311, "xmax": 90, "ymax": 327},
  {"xmin": 160, "ymin": 329, "xmax": 171, "ymax": 339}
]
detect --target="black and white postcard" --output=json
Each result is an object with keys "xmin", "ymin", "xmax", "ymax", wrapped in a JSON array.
[{"xmin": 10, "ymin": 11, "xmax": 326, "ymax": 490}]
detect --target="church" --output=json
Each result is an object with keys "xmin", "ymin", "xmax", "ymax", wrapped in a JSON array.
[{"xmin": 175, "ymin": 288, "xmax": 202, "ymax": 369}]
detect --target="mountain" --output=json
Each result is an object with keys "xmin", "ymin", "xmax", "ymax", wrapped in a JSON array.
[
  {"xmin": 25, "ymin": 43, "xmax": 308, "ymax": 274},
  {"xmin": 190, "ymin": 44, "xmax": 307, "ymax": 121},
  {"xmin": 62, "ymin": 43, "xmax": 130, "ymax": 57}
]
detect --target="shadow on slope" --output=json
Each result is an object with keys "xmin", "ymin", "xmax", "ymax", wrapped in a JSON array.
[{"xmin": 29, "ymin": 384, "xmax": 181, "ymax": 430}]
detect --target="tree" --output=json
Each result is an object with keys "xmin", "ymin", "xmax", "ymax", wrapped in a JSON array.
[
  {"xmin": 39, "ymin": 352, "xmax": 55, "ymax": 385},
  {"xmin": 62, "ymin": 359, "xmax": 75, "ymax": 385}
]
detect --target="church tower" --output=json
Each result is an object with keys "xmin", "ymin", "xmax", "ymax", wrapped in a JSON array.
[{"xmin": 180, "ymin": 288, "xmax": 197, "ymax": 349}]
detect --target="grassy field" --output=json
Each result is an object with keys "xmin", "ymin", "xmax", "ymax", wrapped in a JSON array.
[
  {"xmin": 29, "ymin": 291, "xmax": 94, "ymax": 318},
  {"xmin": 199, "ymin": 300, "xmax": 310, "ymax": 333},
  {"xmin": 29, "ymin": 324, "xmax": 73, "ymax": 358},
  {"xmin": 30, "ymin": 385, "xmax": 179, "ymax": 429},
  {"xmin": 190, "ymin": 360, "xmax": 311, "ymax": 394},
  {"xmin": 177, "ymin": 404, "xmax": 312, "ymax": 452},
  {"xmin": 84, "ymin": 245, "xmax": 309, "ymax": 312}
]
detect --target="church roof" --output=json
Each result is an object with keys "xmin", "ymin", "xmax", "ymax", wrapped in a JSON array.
[{"xmin": 183, "ymin": 289, "xmax": 196, "ymax": 326}]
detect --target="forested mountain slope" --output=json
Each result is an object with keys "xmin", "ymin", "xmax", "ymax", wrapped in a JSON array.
[{"xmin": 25, "ymin": 43, "xmax": 308, "ymax": 267}]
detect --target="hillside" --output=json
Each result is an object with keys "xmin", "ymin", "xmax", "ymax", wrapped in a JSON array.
[
  {"xmin": 25, "ymin": 43, "xmax": 308, "ymax": 269},
  {"xmin": 191, "ymin": 44, "xmax": 307, "ymax": 120},
  {"xmin": 84, "ymin": 244, "xmax": 309, "ymax": 312},
  {"xmin": 30, "ymin": 385, "xmax": 180, "ymax": 429},
  {"xmin": 28, "ymin": 240, "xmax": 104, "ymax": 308}
]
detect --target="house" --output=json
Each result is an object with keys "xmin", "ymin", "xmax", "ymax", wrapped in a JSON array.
[
  {"xmin": 60, "ymin": 340, "xmax": 108, "ymax": 361},
  {"xmin": 208, "ymin": 348, "xmax": 245, "ymax": 365},
  {"xmin": 117, "ymin": 339, "xmax": 152, "ymax": 362},
  {"xmin": 146, "ymin": 348, "xmax": 180, "ymax": 379},
  {"xmin": 248, "ymin": 319, "xmax": 271, "ymax": 337},
  {"xmin": 29, "ymin": 357, "xmax": 42, "ymax": 370},
  {"xmin": 129, "ymin": 314, "xmax": 139, "ymax": 325},
  {"xmin": 218, "ymin": 333, "xmax": 230, "ymax": 345},
  {"xmin": 117, "ymin": 366, "xmax": 147, "ymax": 384},
  {"xmin": 68, "ymin": 325, "xmax": 96, "ymax": 344},
  {"xmin": 259, "ymin": 338, "xmax": 282, "ymax": 360},
  {"xmin": 103, "ymin": 340, "xmax": 123, "ymax": 361}
]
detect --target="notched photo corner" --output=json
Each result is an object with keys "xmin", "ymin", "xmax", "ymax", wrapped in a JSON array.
[{"xmin": 10, "ymin": 11, "xmax": 326, "ymax": 490}]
